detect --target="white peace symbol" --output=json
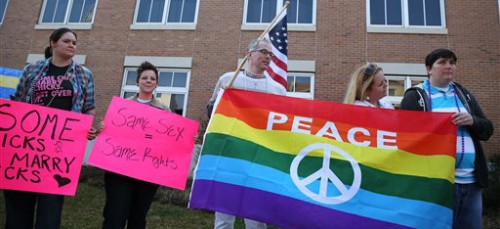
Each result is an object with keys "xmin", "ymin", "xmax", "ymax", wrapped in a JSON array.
[{"xmin": 290, "ymin": 143, "xmax": 362, "ymax": 205}]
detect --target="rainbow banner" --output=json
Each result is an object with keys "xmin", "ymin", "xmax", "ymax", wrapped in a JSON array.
[
  {"xmin": 0, "ymin": 67, "xmax": 22, "ymax": 99},
  {"xmin": 190, "ymin": 89, "xmax": 456, "ymax": 228}
]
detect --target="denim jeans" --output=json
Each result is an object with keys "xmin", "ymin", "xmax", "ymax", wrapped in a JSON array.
[
  {"xmin": 453, "ymin": 183, "xmax": 482, "ymax": 229},
  {"xmin": 3, "ymin": 190, "xmax": 64, "ymax": 229},
  {"xmin": 102, "ymin": 172, "xmax": 159, "ymax": 229}
]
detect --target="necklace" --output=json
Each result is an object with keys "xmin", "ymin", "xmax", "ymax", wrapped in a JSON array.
[
  {"xmin": 245, "ymin": 70, "xmax": 265, "ymax": 78},
  {"xmin": 243, "ymin": 73, "xmax": 269, "ymax": 93},
  {"xmin": 426, "ymin": 81, "xmax": 465, "ymax": 167}
]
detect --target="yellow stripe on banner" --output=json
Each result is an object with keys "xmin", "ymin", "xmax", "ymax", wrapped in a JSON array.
[
  {"xmin": 0, "ymin": 75, "xmax": 20, "ymax": 89},
  {"xmin": 209, "ymin": 114, "xmax": 455, "ymax": 183}
]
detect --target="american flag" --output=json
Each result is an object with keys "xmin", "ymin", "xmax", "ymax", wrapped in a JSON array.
[{"xmin": 265, "ymin": 12, "xmax": 288, "ymax": 90}]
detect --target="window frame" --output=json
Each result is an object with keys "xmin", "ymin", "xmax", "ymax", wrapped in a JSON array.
[
  {"xmin": 242, "ymin": 0, "xmax": 316, "ymax": 31},
  {"xmin": 237, "ymin": 59, "xmax": 315, "ymax": 99},
  {"xmin": 366, "ymin": 0, "xmax": 448, "ymax": 34},
  {"xmin": 0, "ymin": 0, "xmax": 8, "ymax": 25},
  {"xmin": 385, "ymin": 75, "xmax": 427, "ymax": 106},
  {"xmin": 36, "ymin": 0, "xmax": 98, "ymax": 29},
  {"xmin": 131, "ymin": 0, "xmax": 200, "ymax": 30},
  {"xmin": 286, "ymin": 73, "xmax": 315, "ymax": 99},
  {"xmin": 375, "ymin": 62, "xmax": 428, "ymax": 106},
  {"xmin": 120, "ymin": 67, "xmax": 191, "ymax": 116}
]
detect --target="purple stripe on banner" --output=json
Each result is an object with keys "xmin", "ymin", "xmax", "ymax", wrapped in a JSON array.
[{"xmin": 190, "ymin": 180, "xmax": 410, "ymax": 229}]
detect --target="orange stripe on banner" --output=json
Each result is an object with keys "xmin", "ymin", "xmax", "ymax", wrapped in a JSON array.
[
  {"xmin": 218, "ymin": 89, "xmax": 457, "ymax": 135},
  {"xmin": 216, "ymin": 97, "xmax": 456, "ymax": 157}
]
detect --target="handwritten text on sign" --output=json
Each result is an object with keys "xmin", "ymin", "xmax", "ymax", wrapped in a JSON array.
[
  {"xmin": 87, "ymin": 97, "xmax": 199, "ymax": 190},
  {"xmin": 0, "ymin": 99, "xmax": 93, "ymax": 195}
]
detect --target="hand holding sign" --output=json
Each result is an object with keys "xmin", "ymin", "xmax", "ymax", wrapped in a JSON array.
[
  {"xmin": 0, "ymin": 99, "xmax": 93, "ymax": 196},
  {"xmin": 88, "ymin": 97, "xmax": 199, "ymax": 190}
]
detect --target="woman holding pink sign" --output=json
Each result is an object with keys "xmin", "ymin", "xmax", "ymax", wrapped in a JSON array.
[
  {"xmin": 100, "ymin": 61, "xmax": 170, "ymax": 229},
  {"xmin": 4, "ymin": 27, "xmax": 97, "ymax": 229}
]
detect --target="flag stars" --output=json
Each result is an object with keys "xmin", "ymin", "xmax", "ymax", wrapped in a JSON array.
[{"xmin": 267, "ymin": 15, "xmax": 287, "ymax": 55}]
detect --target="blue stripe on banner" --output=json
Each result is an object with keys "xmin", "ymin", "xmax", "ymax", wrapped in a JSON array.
[
  {"xmin": 0, "ymin": 87, "xmax": 16, "ymax": 99},
  {"xmin": 0, "ymin": 67, "xmax": 22, "ymax": 77},
  {"xmin": 194, "ymin": 155, "xmax": 452, "ymax": 228}
]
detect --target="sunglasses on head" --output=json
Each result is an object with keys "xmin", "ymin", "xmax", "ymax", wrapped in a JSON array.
[{"xmin": 363, "ymin": 64, "xmax": 378, "ymax": 80}]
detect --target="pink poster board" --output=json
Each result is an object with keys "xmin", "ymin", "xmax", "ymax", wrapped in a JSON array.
[
  {"xmin": 87, "ymin": 97, "xmax": 199, "ymax": 190},
  {"xmin": 0, "ymin": 99, "xmax": 93, "ymax": 195}
]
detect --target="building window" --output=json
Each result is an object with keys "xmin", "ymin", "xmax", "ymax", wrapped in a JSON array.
[
  {"xmin": 385, "ymin": 75, "xmax": 426, "ymax": 107},
  {"xmin": 367, "ymin": 0, "xmax": 446, "ymax": 34},
  {"xmin": 244, "ymin": 0, "xmax": 315, "ymax": 25},
  {"xmin": 40, "ymin": 0, "xmax": 97, "ymax": 24},
  {"xmin": 375, "ymin": 62, "xmax": 428, "ymax": 107},
  {"xmin": 0, "ymin": 0, "xmax": 8, "ymax": 24},
  {"xmin": 134, "ymin": 0, "xmax": 198, "ymax": 24},
  {"xmin": 121, "ymin": 68, "xmax": 190, "ymax": 116},
  {"xmin": 286, "ymin": 73, "xmax": 314, "ymax": 99}
]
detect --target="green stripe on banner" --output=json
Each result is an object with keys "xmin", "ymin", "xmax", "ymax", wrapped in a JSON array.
[{"xmin": 202, "ymin": 133, "xmax": 453, "ymax": 208}]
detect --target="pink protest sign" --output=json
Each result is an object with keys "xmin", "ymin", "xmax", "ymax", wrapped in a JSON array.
[
  {"xmin": 87, "ymin": 96, "xmax": 199, "ymax": 190},
  {"xmin": 0, "ymin": 99, "xmax": 93, "ymax": 195}
]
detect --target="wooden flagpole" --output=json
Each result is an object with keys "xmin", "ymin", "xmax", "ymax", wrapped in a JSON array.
[{"xmin": 226, "ymin": 1, "xmax": 291, "ymax": 88}]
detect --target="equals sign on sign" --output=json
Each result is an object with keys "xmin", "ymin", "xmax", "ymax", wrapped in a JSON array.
[{"xmin": 145, "ymin": 134, "xmax": 153, "ymax": 139}]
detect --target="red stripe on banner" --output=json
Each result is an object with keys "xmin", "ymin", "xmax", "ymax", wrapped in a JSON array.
[{"xmin": 217, "ymin": 89, "xmax": 456, "ymax": 135}]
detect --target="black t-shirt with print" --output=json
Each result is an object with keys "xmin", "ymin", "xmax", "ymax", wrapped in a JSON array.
[{"xmin": 31, "ymin": 63, "xmax": 73, "ymax": 111}]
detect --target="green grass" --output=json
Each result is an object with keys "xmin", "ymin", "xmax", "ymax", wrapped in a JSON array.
[
  {"xmin": 1, "ymin": 166, "xmax": 499, "ymax": 228},
  {"xmin": 0, "ymin": 165, "xmax": 248, "ymax": 228},
  {"xmin": 0, "ymin": 183, "xmax": 221, "ymax": 229}
]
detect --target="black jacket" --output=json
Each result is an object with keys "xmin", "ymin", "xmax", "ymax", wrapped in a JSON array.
[{"xmin": 400, "ymin": 82, "xmax": 494, "ymax": 188}]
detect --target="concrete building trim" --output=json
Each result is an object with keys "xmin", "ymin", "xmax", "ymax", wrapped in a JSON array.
[
  {"xmin": 375, "ymin": 62, "xmax": 426, "ymax": 76},
  {"xmin": 241, "ymin": 24, "xmax": 316, "ymax": 32},
  {"xmin": 124, "ymin": 56, "xmax": 192, "ymax": 68},
  {"xmin": 367, "ymin": 26, "xmax": 448, "ymax": 34},
  {"xmin": 130, "ymin": 24, "xmax": 196, "ymax": 30},
  {"xmin": 27, "ymin": 54, "xmax": 87, "ymax": 64},
  {"xmin": 35, "ymin": 24, "xmax": 93, "ymax": 30}
]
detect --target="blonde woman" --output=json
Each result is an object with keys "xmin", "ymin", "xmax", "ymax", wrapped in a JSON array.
[{"xmin": 344, "ymin": 63, "xmax": 393, "ymax": 109}]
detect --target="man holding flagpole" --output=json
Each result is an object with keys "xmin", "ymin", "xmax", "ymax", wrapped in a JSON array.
[
  {"xmin": 206, "ymin": 38, "xmax": 286, "ymax": 116},
  {"xmin": 198, "ymin": 4, "xmax": 289, "ymax": 228},
  {"xmin": 206, "ymin": 38, "xmax": 286, "ymax": 228}
]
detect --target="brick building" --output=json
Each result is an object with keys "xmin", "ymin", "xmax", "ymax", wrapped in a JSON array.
[{"xmin": 1, "ymin": 0, "xmax": 498, "ymax": 156}]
